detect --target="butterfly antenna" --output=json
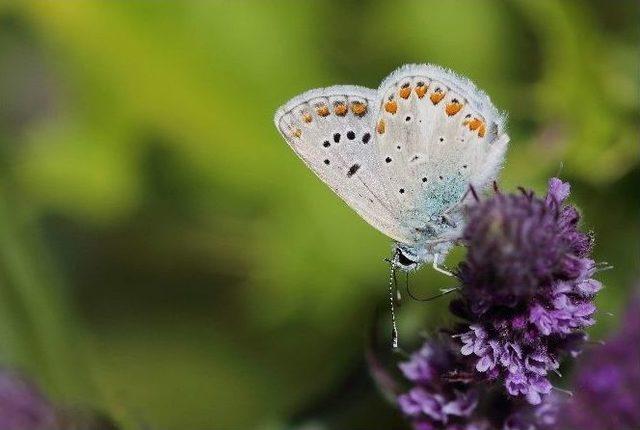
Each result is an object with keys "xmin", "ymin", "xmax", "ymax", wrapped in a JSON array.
[{"xmin": 388, "ymin": 259, "xmax": 399, "ymax": 349}]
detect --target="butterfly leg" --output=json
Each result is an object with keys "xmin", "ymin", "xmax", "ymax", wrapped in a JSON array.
[
  {"xmin": 432, "ymin": 253, "xmax": 454, "ymax": 277},
  {"xmin": 441, "ymin": 214, "xmax": 457, "ymax": 228}
]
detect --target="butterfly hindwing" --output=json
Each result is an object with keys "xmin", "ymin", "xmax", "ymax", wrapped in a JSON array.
[{"xmin": 372, "ymin": 64, "xmax": 509, "ymax": 242}]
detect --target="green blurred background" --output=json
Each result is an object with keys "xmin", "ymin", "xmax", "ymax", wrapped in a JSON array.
[{"xmin": 0, "ymin": 1, "xmax": 638, "ymax": 429}]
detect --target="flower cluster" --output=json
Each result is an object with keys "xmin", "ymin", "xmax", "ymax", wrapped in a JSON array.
[
  {"xmin": 391, "ymin": 178, "xmax": 604, "ymax": 430},
  {"xmin": 397, "ymin": 336, "xmax": 482, "ymax": 430},
  {"xmin": 451, "ymin": 178, "xmax": 600, "ymax": 405},
  {"xmin": 396, "ymin": 334, "xmax": 557, "ymax": 430}
]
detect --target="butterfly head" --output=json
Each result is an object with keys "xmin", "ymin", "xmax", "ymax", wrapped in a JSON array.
[
  {"xmin": 392, "ymin": 244, "xmax": 421, "ymax": 271},
  {"xmin": 392, "ymin": 239, "xmax": 455, "ymax": 272}
]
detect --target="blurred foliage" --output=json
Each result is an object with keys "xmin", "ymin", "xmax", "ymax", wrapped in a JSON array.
[{"xmin": 0, "ymin": 1, "xmax": 638, "ymax": 429}]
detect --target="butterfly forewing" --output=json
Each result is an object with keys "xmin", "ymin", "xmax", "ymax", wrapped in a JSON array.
[{"xmin": 274, "ymin": 86, "xmax": 413, "ymax": 243}]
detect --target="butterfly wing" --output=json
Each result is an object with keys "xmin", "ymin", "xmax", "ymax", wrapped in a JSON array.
[
  {"xmin": 372, "ymin": 64, "xmax": 509, "ymax": 244},
  {"xmin": 274, "ymin": 85, "xmax": 414, "ymax": 243},
  {"xmin": 274, "ymin": 65, "xmax": 509, "ymax": 249}
]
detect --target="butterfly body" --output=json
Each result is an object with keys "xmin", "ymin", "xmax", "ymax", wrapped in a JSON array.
[{"xmin": 275, "ymin": 64, "xmax": 509, "ymax": 272}]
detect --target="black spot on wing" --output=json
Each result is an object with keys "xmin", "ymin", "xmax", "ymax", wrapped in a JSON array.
[{"xmin": 347, "ymin": 163, "xmax": 361, "ymax": 177}]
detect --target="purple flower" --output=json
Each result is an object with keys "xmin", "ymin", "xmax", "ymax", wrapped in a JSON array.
[
  {"xmin": 400, "ymin": 343, "xmax": 439, "ymax": 384},
  {"xmin": 396, "ymin": 336, "xmax": 483, "ymax": 430},
  {"xmin": 0, "ymin": 369, "xmax": 58, "ymax": 430},
  {"xmin": 558, "ymin": 291, "xmax": 640, "ymax": 430},
  {"xmin": 394, "ymin": 334, "xmax": 555, "ymax": 430},
  {"xmin": 451, "ymin": 178, "xmax": 600, "ymax": 405}
]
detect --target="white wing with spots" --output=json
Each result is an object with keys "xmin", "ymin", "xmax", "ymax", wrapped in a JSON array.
[
  {"xmin": 274, "ymin": 85, "xmax": 412, "ymax": 243},
  {"xmin": 372, "ymin": 64, "xmax": 509, "ymax": 243}
]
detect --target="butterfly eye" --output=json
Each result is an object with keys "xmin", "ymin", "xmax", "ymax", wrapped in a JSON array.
[{"xmin": 396, "ymin": 250, "xmax": 416, "ymax": 267}]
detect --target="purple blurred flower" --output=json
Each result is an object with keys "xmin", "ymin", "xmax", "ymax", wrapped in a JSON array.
[
  {"xmin": 0, "ymin": 369, "xmax": 58, "ymax": 430},
  {"xmin": 396, "ymin": 336, "xmax": 482, "ymax": 430},
  {"xmin": 452, "ymin": 178, "xmax": 600, "ymax": 405},
  {"xmin": 395, "ymin": 335, "xmax": 556, "ymax": 430},
  {"xmin": 558, "ymin": 292, "xmax": 640, "ymax": 430}
]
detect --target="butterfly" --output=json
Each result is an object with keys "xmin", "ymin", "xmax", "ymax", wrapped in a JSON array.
[{"xmin": 274, "ymin": 64, "xmax": 509, "ymax": 274}]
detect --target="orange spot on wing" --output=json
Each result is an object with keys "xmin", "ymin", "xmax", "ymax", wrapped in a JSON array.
[
  {"xmin": 316, "ymin": 105, "xmax": 330, "ymax": 117},
  {"xmin": 376, "ymin": 119, "xmax": 386, "ymax": 134},
  {"xmin": 445, "ymin": 101, "xmax": 463, "ymax": 116},
  {"xmin": 415, "ymin": 83, "xmax": 428, "ymax": 99},
  {"xmin": 351, "ymin": 101, "xmax": 367, "ymax": 117},
  {"xmin": 478, "ymin": 123, "xmax": 486, "ymax": 138},
  {"xmin": 302, "ymin": 112, "xmax": 313, "ymax": 123},
  {"xmin": 430, "ymin": 89, "xmax": 445, "ymax": 105},
  {"xmin": 384, "ymin": 100, "xmax": 398, "ymax": 114},
  {"xmin": 291, "ymin": 128, "xmax": 302, "ymax": 138},
  {"xmin": 399, "ymin": 86, "xmax": 411, "ymax": 99},
  {"xmin": 334, "ymin": 103, "xmax": 347, "ymax": 116},
  {"xmin": 468, "ymin": 118, "xmax": 482, "ymax": 131},
  {"xmin": 464, "ymin": 117, "xmax": 486, "ymax": 137}
]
